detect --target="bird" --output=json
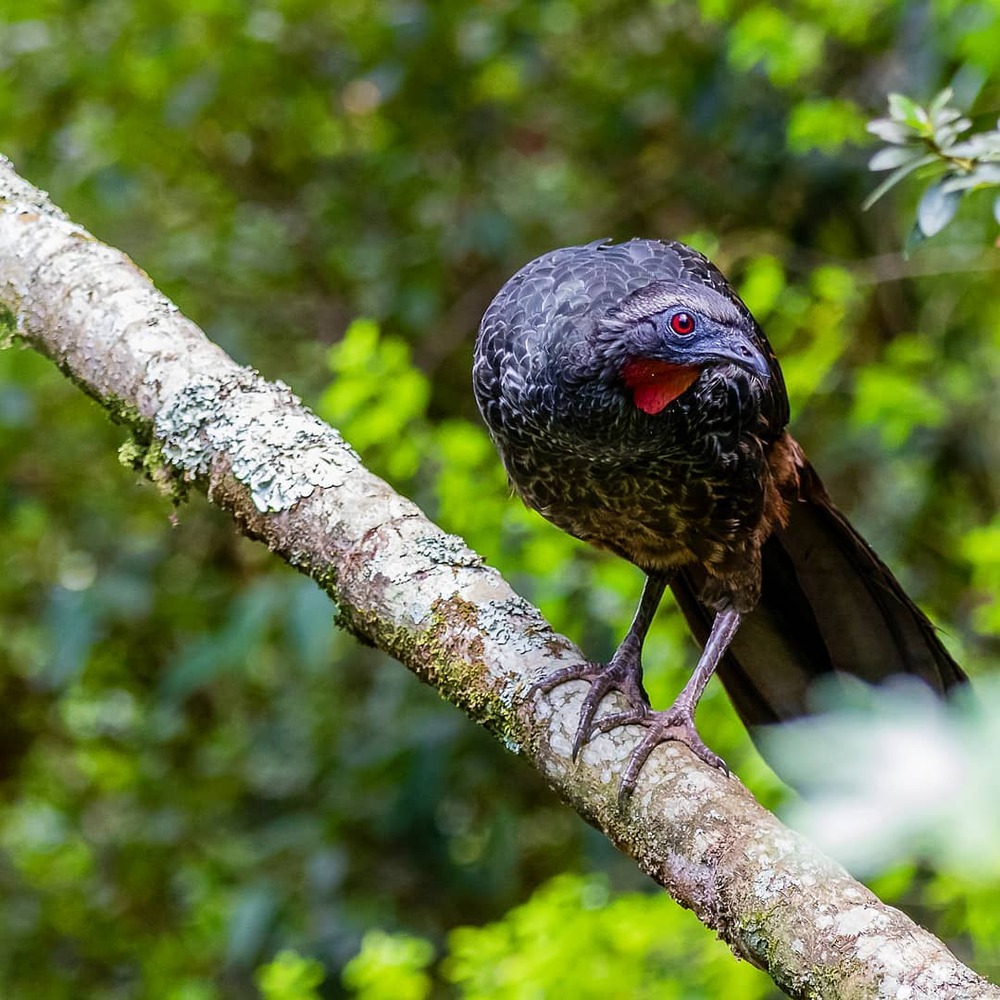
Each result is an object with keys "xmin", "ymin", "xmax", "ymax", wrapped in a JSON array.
[{"xmin": 472, "ymin": 238, "xmax": 966, "ymax": 797}]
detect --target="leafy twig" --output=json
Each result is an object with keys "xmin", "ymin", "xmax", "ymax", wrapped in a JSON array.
[{"xmin": 865, "ymin": 89, "xmax": 1000, "ymax": 248}]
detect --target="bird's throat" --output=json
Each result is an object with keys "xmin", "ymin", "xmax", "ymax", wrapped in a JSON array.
[{"xmin": 622, "ymin": 359, "xmax": 700, "ymax": 415}]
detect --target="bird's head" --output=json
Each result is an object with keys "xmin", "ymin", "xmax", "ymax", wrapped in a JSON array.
[{"xmin": 593, "ymin": 280, "xmax": 773, "ymax": 416}]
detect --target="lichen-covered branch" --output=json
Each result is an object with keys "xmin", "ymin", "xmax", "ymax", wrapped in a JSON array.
[{"xmin": 0, "ymin": 155, "xmax": 994, "ymax": 1000}]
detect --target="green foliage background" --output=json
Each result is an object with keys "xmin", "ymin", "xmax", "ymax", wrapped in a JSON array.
[{"xmin": 0, "ymin": 1, "xmax": 997, "ymax": 996}]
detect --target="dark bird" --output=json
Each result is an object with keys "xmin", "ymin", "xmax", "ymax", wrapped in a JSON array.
[{"xmin": 473, "ymin": 238, "xmax": 966, "ymax": 795}]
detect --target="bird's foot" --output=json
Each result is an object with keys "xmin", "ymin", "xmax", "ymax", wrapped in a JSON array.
[
  {"xmin": 593, "ymin": 704, "xmax": 729, "ymax": 803},
  {"xmin": 529, "ymin": 651, "xmax": 648, "ymax": 760}
]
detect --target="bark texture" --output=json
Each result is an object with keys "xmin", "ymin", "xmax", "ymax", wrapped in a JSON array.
[{"xmin": 1, "ymin": 155, "xmax": 995, "ymax": 1000}]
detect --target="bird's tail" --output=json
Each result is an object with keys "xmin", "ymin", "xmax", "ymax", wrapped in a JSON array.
[{"xmin": 670, "ymin": 458, "xmax": 967, "ymax": 730}]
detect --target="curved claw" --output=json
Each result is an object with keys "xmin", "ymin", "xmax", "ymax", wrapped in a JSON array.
[
  {"xmin": 528, "ymin": 658, "xmax": 649, "ymax": 760},
  {"xmin": 592, "ymin": 706, "xmax": 730, "ymax": 803},
  {"xmin": 570, "ymin": 674, "xmax": 627, "ymax": 759},
  {"xmin": 527, "ymin": 663, "xmax": 596, "ymax": 699}
]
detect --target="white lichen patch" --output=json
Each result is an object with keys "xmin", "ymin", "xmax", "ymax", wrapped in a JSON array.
[
  {"xmin": 548, "ymin": 724, "xmax": 575, "ymax": 759},
  {"xmin": 156, "ymin": 371, "xmax": 357, "ymax": 512},
  {"xmin": 880, "ymin": 983, "xmax": 912, "ymax": 1000},
  {"xmin": 579, "ymin": 727, "xmax": 631, "ymax": 769},
  {"xmin": 855, "ymin": 934, "xmax": 892, "ymax": 961},
  {"xmin": 675, "ymin": 766, "xmax": 718, "ymax": 796},
  {"xmin": 476, "ymin": 597, "xmax": 551, "ymax": 655},
  {"xmin": 690, "ymin": 827, "xmax": 717, "ymax": 858},
  {"xmin": 835, "ymin": 905, "xmax": 888, "ymax": 938},
  {"xmin": 753, "ymin": 867, "xmax": 796, "ymax": 901},
  {"xmin": 414, "ymin": 533, "xmax": 484, "ymax": 568}
]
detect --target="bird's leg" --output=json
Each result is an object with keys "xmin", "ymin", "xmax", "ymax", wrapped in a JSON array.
[
  {"xmin": 529, "ymin": 572, "xmax": 669, "ymax": 758},
  {"xmin": 595, "ymin": 606, "xmax": 741, "ymax": 800}
]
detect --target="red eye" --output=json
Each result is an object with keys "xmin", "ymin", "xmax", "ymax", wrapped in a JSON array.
[{"xmin": 670, "ymin": 312, "xmax": 695, "ymax": 336}]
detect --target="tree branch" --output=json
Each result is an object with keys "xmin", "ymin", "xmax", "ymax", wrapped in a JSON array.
[{"xmin": 1, "ymin": 155, "xmax": 994, "ymax": 1000}]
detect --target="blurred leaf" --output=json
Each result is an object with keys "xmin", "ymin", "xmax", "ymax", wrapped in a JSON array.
[
  {"xmin": 342, "ymin": 931, "xmax": 433, "ymax": 1000},
  {"xmin": 439, "ymin": 874, "xmax": 772, "ymax": 999},
  {"xmin": 319, "ymin": 318, "xmax": 431, "ymax": 483},
  {"xmin": 257, "ymin": 950, "xmax": 325, "ymax": 1000},
  {"xmin": 941, "ymin": 163, "xmax": 1000, "ymax": 193},
  {"xmin": 786, "ymin": 98, "xmax": 867, "ymax": 154},
  {"xmin": 933, "ymin": 117, "xmax": 974, "ymax": 150},
  {"xmin": 928, "ymin": 87, "xmax": 955, "ymax": 118},
  {"xmin": 161, "ymin": 580, "xmax": 282, "ymax": 699},
  {"xmin": 852, "ymin": 364, "xmax": 947, "ymax": 447},
  {"xmin": 868, "ymin": 146, "xmax": 924, "ymax": 171},
  {"xmin": 866, "ymin": 117, "xmax": 915, "ymax": 145},
  {"xmin": 917, "ymin": 179, "xmax": 962, "ymax": 236},
  {"xmin": 226, "ymin": 882, "xmax": 279, "ymax": 968},
  {"xmin": 764, "ymin": 678, "xmax": 1000, "ymax": 879},
  {"xmin": 862, "ymin": 153, "xmax": 938, "ymax": 210},
  {"xmin": 946, "ymin": 132, "xmax": 1000, "ymax": 157},
  {"xmin": 960, "ymin": 516, "xmax": 1000, "ymax": 635},
  {"xmin": 737, "ymin": 255, "xmax": 786, "ymax": 318},
  {"xmin": 887, "ymin": 92, "xmax": 924, "ymax": 128},
  {"xmin": 473, "ymin": 57, "xmax": 526, "ymax": 103},
  {"xmin": 42, "ymin": 586, "xmax": 99, "ymax": 687},
  {"xmin": 728, "ymin": 6, "xmax": 824, "ymax": 86},
  {"xmin": 849, "ymin": 331, "xmax": 959, "ymax": 447}
]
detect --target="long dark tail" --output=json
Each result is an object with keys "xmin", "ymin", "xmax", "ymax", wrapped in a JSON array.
[{"xmin": 670, "ymin": 458, "xmax": 967, "ymax": 730}]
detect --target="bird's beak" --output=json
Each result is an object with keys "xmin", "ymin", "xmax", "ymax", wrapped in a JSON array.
[{"xmin": 693, "ymin": 329, "xmax": 771, "ymax": 381}]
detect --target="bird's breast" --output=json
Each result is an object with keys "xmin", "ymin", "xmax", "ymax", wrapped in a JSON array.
[{"xmin": 494, "ymin": 404, "xmax": 772, "ymax": 574}]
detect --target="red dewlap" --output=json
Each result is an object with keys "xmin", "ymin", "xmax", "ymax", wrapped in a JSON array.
[{"xmin": 622, "ymin": 360, "xmax": 700, "ymax": 415}]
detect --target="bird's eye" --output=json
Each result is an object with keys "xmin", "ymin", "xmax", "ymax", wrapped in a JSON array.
[{"xmin": 669, "ymin": 312, "xmax": 696, "ymax": 336}]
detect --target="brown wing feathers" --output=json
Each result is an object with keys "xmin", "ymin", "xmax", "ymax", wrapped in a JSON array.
[{"xmin": 674, "ymin": 444, "xmax": 965, "ymax": 731}]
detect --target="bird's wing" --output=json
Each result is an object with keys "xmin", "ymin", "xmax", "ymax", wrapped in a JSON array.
[{"xmin": 670, "ymin": 445, "xmax": 967, "ymax": 729}]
